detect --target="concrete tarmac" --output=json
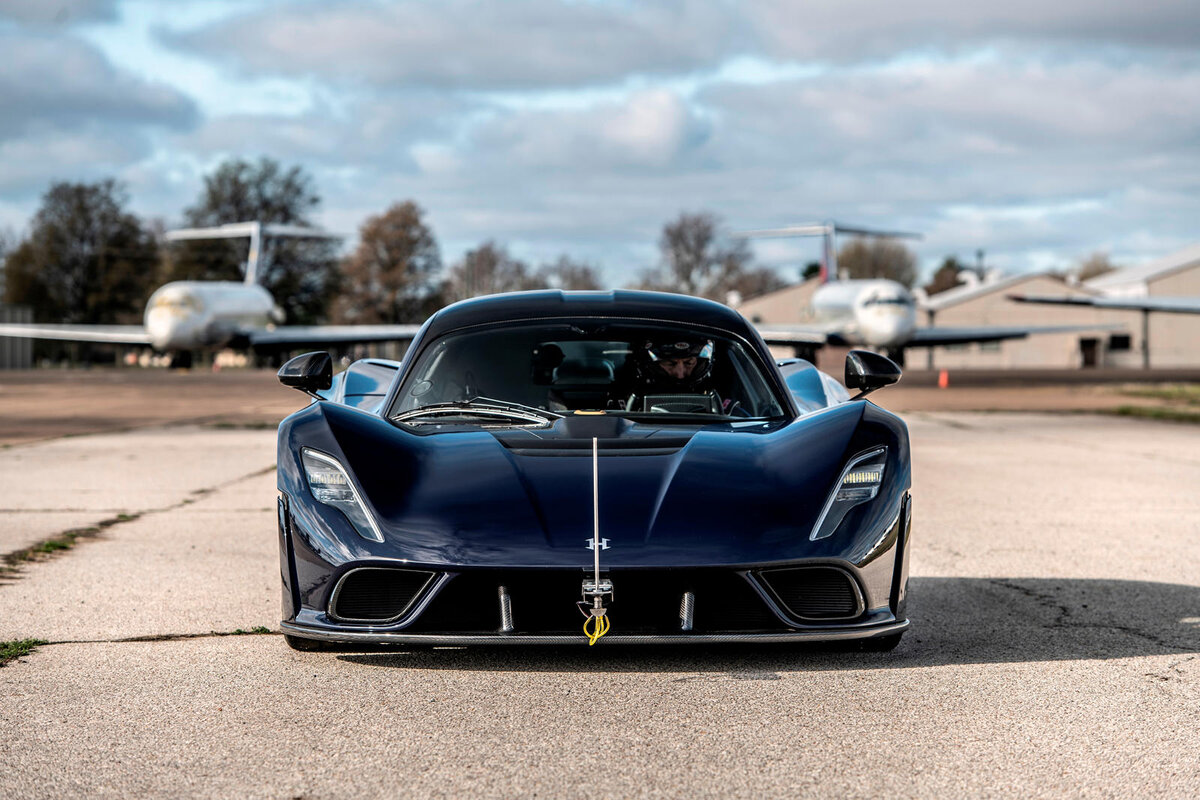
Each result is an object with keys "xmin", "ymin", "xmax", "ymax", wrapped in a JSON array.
[{"xmin": 1, "ymin": 408, "xmax": 1198, "ymax": 797}]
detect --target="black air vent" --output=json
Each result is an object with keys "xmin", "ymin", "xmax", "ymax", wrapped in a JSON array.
[
  {"xmin": 496, "ymin": 435, "xmax": 693, "ymax": 457},
  {"xmin": 406, "ymin": 569, "xmax": 784, "ymax": 634},
  {"xmin": 330, "ymin": 568, "xmax": 436, "ymax": 622},
  {"xmin": 758, "ymin": 567, "xmax": 862, "ymax": 620}
]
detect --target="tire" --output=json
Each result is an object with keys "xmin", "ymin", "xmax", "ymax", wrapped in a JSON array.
[
  {"xmin": 284, "ymin": 633, "xmax": 332, "ymax": 652},
  {"xmin": 859, "ymin": 632, "xmax": 903, "ymax": 652}
]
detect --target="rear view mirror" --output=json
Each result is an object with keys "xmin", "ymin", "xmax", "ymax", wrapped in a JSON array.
[
  {"xmin": 844, "ymin": 350, "xmax": 901, "ymax": 399},
  {"xmin": 278, "ymin": 351, "xmax": 332, "ymax": 399}
]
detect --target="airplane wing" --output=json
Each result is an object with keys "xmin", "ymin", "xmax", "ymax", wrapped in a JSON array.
[
  {"xmin": 753, "ymin": 324, "xmax": 841, "ymax": 347},
  {"xmin": 247, "ymin": 325, "xmax": 423, "ymax": 350},
  {"xmin": 0, "ymin": 323, "xmax": 151, "ymax": 345},
  {"xmin": 1008, "ymin": 294, "xmax": 1200, "ymax": 314},
  {"xmin": 909, "ymin": 324, "xmax": 1123, "ymax": 347}
]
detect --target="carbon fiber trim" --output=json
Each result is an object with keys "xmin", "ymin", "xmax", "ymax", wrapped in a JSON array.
[{"xmin": 281, "ymin": 618, "xmax": 908, "ymax": 646}]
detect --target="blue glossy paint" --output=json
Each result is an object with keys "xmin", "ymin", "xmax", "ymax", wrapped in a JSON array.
[{"xmin": 275, "ymin": 290, "xmax": 913, "ymax": 637}]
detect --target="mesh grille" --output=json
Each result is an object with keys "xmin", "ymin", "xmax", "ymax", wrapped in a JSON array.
[
  {"xmin": 407, "ymin": 569, "xmax": 784, "ymax": 634},
  {"xmin": 759, "ymin": 567, "xmax": 861, "ymax": 620},
  {"xmin": 331, "ymin": 568, "xmax": 435, "ymax": 622}
]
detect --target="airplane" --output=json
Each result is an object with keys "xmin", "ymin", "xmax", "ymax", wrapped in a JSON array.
[
  {"xmin": 738, "ymin": 222, "xmax": 1121, "ymax": 365},
  {"xmin": 0, "ymin": 222, "xmax": 422, "ymax": 363}
]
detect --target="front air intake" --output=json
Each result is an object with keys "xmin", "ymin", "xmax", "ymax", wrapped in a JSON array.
[
  {"xmin": 758, "ymin": 566, "xmax": 863, "ymax": 621},
  {"xmin": 329, "ymin": 568, "xmax": 436, "ymax": 623}
]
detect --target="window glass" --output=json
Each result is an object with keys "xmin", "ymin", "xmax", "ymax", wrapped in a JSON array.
[{"xmin": 392, "ymin": 322, "xmax": 785, "ymax": 422}]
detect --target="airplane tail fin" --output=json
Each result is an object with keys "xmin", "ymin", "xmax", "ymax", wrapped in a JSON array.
[
  {"xmin": 735, "ymin": 221, "xmax": 920, "ymax": 285},
  {"xmin": 820, "ymin": 228, "xmax": 836, "ymax": 284}
]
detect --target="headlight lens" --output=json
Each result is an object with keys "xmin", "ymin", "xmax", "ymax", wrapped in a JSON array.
[
  {"xmin": 810, "ymin": 447, "xmax": 887, "ymax": 541},
  {"xmin": 301, "ymin": 448, "xmax": 383, "ymax": 542}
]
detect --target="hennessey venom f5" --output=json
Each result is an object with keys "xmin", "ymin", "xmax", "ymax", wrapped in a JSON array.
[{"xmin": 275, "ymin": 290, "xmax": 911, "ymax": 649}]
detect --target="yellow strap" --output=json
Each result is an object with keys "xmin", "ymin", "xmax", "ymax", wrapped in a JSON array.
[{"xmin": 583, "ymin": 614, "xmax": 611, "ymax": 646}]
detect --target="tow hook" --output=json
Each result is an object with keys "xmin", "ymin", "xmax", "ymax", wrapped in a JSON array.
[{"xmin": 579, "ymin": 576, "xmax": 614, "ymax": 618}]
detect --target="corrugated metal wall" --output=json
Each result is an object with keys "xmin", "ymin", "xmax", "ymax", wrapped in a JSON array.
[{"xmin": 0, "ymin": 306, "xmax": 33, "ymax": 369}]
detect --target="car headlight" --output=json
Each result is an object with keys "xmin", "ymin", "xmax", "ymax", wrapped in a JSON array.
[
  {"xmin": 301, "ymin": 448, "xmax": 383, "ymax": 542},
  {"xmin": 810, "ymin": 446, "xmax": 887, "ymax": 541}
]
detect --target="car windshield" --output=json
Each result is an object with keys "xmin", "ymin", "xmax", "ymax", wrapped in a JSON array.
[{"xmin": 390, "ymin": 322, "xmax": 786, "ymax": 425}]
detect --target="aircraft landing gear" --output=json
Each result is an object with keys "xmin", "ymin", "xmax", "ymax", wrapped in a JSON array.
[
  {"xmin": 792, "ymin": 344, "xmax": 819, "ymax": 364},
  {"xmin": 885, "ymin": 347, "xmax": 906, "ymax": 368}
]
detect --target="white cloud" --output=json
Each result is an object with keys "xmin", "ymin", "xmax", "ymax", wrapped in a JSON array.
[
  {"xmin": 0, "ymin": 31, "xmax": 196, "ymax": 140},
  {"xmin": 747, "ymin": 0, "xmax": 1200, "ymax": 61},
  {"xmin": 0, "ymin": 0, "xmax": 117, "ymax": 26},
  {"xmin": 165, "ymin": 0, "xmax": 754, "ymax": 90},
  {"xmin": 0, "ymin": 30, "xmax": 196, "ymax": 200},
  {"xmin": 4, "ymin": 1, "xmax": 1200, "ymax": 286}
]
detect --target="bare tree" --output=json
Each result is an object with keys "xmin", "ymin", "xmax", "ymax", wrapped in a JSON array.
[
  {"xmin": 444, "ymin": 241, "xmax": 547, "ymax": 302},
  {"xmin": 837, "ymin": 237, "xmax": 917, "ymax": 286},
  {"xmin": 1075, "ymin": 252, "xmax": 1118, "ymax": 282},
  {"xmin": 727, "ymin": 266, "xmax": 787, "ymax": 302},
  {"xmin": 332, "ymin": 201, "xmax": 441, "ymax": 324},
  {"xmin": 538, "ymin": 255, "xmax": 603, "ymax": 290},
  {"xmin": 642, "ymin": 212, "xmax": 752, "ymax": 300},
  {"xmin": 923, "ymin": 256, "xmax": 966, "ymax": 296}
]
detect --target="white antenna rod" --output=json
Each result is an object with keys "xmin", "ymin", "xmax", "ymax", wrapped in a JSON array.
[{"xmin": 593, "ymin": 437, "xmax": 600, "ymax": 587}]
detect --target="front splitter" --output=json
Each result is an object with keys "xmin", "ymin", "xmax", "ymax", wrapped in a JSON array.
[{"xmin": 281, "ymin": 618, "xmax": 909, "ymax": 646}]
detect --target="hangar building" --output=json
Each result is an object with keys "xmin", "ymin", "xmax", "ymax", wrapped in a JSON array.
[
  {"xmin": 920, "ymin": 273, "xmax": 1132, "ymax": 370},
  {"xmin": 1082, "ymin": 243, "xmax": 1200, "ymax": 368}
]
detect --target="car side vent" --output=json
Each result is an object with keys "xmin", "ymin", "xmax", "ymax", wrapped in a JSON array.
[
  {"xmin": 329, "ymin": 568, "xmax": 436, "ymax": 623},
  {"xmin": 758, "ymin": 567, "xmax": 863, "ymax": 621}
]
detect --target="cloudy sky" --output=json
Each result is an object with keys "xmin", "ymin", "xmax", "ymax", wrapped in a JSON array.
[{"xmin": 3, "ymin": 0, "xmax": 1199, "ymax": 284}]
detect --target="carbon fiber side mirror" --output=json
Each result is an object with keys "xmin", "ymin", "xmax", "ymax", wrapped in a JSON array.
[
  {"xmin": 278, "ymin": 351, "xmax": 332, "ymax": 399},
  {"xmin": 845, "ymin": 350, "xmax": 901, "ymax": 398}
]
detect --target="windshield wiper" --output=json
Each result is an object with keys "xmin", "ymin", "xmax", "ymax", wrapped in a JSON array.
[
  {"xmin": 393, "ymin": 398, "xmax": 562, "ymax": 426},
  {"xmin": 466, "ymin": 396, "xmax": 564, "ymax": 419}
]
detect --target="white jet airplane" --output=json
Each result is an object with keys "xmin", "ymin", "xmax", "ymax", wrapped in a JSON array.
[
  {"xmin": 741, "ymin": 222, "xmax": 1118, "ymax": 364},
  {"xmin": 0, "ymin": 222, "xmax": 422, "ymax": 359}
]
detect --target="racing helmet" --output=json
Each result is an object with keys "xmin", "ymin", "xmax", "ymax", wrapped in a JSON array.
[{"xmin": 635, "ymin": 336, "xmax": 715, "ymax": 391}]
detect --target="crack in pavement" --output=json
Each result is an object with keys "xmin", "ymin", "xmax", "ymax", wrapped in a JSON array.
[
  {"xmin": 1145, "ymin": 654, "xmax": 1199, "ymax": 680},
  {"xmin": 0, "ymin": 417, "xmax": 281, "ymax": 451},
  {"xmin": 0, "ymin": 464, "xmax": 276, "ymax": 583},
  {"xmin": 1, "ymin": 630, "xmax": 279, "ymax": 666},
  {"xmin": 43, "ymin": 629, "xmax": 278, "ymax": 646},
  {"xmin": 989, "ymin": 578, "xmax": 1199, "ymax": 653}
]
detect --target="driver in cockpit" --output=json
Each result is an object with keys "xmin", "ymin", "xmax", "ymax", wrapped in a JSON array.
[{"xmin": 625, "ymin": 337, "xmax": 722, "ymax": 412}]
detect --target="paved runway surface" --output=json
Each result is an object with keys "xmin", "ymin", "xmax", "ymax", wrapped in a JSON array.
[{"xmin": 1, "ymin": 405, "xmax": 1198, "ymax": 797}]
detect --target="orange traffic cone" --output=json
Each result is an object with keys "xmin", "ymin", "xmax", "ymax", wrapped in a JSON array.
[{"xmin": 937, "ymin": 370, "xmax": 950, "ymax": 389}]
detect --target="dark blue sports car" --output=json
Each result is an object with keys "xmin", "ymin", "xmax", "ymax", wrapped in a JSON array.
[{"xmin": 275, "ymin": 290, "xmax": 911, "ymax": 649}]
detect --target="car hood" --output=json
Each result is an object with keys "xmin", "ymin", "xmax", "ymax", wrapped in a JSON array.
[{"xmin": 288, "ymin": 404, "xmax": 879, "ymax": 568}]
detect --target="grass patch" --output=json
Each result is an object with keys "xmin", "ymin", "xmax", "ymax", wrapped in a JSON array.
[
  {"xmin": 210, "ymin": 420, "xmax": 276, "ymax": 430},
  {"xmin": 1, "ymin": 639, "xmax": 47, "ymax": 667},
  {"xmin": 1117, "ymin": 383, "xmax": 1200, "ymax": 406},
  {"xmin": 2, "ymin": 512, "xmax": 142, "ymax": 573},
  {"xmin": 1109, "ymin": 405, "xmax": 1200, "ymax": 424},
  {"xmin": 231, "ymin": 626, "xmax": 272, "ymax": 635}
]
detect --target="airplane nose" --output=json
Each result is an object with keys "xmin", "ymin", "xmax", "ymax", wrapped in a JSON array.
[
  {"xmin": 146, "ymin": 309, "xmax": 185, "ymax": 351},
  {"xmin": 865, "ymin": 311, "xmax": 916, "ymax": 348}
]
